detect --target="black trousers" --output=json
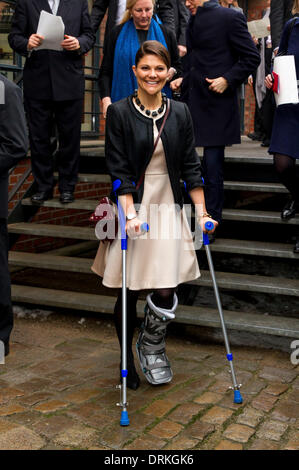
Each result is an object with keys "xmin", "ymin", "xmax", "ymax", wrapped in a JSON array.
[
  {"xmin": 24, "ymin": 98, "xmax": 83, "ymax": 193},
  {"xmin": 202, "ymin": 146, "xmax": 225, "ymax": 223},
  {"xmin": 0, "ymin": 219, "xmax": 13, "ymax": 354}
]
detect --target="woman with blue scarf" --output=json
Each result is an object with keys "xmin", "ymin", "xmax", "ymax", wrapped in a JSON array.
[{"xmin": 99, "ymin": 0, "xmax": 181, "ymax": 117}]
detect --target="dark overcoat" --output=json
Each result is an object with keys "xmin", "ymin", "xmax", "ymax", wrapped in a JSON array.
[
  {"xmin": 0, "ymin": 75, "xmax": 28, "ymax": 219},
  {"xmin": 8, "ymin": 0, "xmax": 94, "ymax": 101},
  {"xmin": 181, "ymin": 0, "xmax": 260, "ymax": 147}
]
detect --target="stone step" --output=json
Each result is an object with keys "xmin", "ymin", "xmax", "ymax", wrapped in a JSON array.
[
  {"xmin": 9, "ymin": 251, "xmax": 94, "ymax": 273},
  {"xmin": 210, "ymin": 238, "xmax": 299, "ymax": 259},
  {"xmin": 9, "ymin": 252, "xmax": 299, "ymax": 297},
  {"xmin": 222, "ymin": 209, "xmax": 299, "ymax": 225},
  {"xmin": 193, "ymin": 270, "xmax": 299, "ymax": 297},
  {"xmin": 11, "ymin": 284, "xmax": 299, "ymax": 338},
  {"xmin": 22, "ymin": 197, "xmax": 98, "ymax": 211},
  {"xmin": 53, "ymin": 172, "xmax": 110, "ymax": 184},
  {"xmin": 224, "ymin": 181, "xmax": 287, "ymax": 193},
  {"xmin": 8, "ymin": 223, "xmax": 95, "ymax": 240}
]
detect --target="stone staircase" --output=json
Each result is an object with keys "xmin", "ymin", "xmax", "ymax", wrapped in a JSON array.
[{"xmin": 8, "ymin": 138, "xmax": 299, "ymax": 343}]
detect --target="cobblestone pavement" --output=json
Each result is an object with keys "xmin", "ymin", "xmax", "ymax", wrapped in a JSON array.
[{"xmin": 0, "ymin": 312, "xmax": 298, "ymax": 451}]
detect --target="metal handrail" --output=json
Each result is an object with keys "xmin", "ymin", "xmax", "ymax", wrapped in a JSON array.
[{"xmin": 8, "ymin": 166, "xmax": 31, "ymax": 204}]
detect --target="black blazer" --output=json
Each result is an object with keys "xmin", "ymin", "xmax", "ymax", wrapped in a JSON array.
[
  {"xmin": 8, "ymin": 0, "xmax": 95, "ymax": 101},
  {"xmin": 105, "ymin": 96, "xmax": 203, "ymax": 208},
  {"xmin": 0, "ymin": 75, "xmax": 28, "ymax": 219},
  {"xmin": 270, "ymin": 0, "xmax": 295, "ymax": 49},
  {"xmin": 99, "ymin": 22, "xmax": 181, "ymax": 99},
  {"xmin": 181, "ymin": 1, "xmax": 260, "ymax": 147},
  {"xmin": 90, "ymin": 0, "xmax": 176, "ymax": 46}
]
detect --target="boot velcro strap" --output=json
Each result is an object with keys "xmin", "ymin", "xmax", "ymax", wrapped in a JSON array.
[
  {"xmin": 140, "ymin": 342, "xmax": 166, "ymax": 354},
  {"xmin": 145, "ymin": 361, "xmax": 169, "ymax": 371},
  {"xmin": 142, "ymin": 330, "xmax": 165, "ymax": 342},
  {"xmin": 147, "ymin": 313, "xmax": 171, "ymax": 325}
]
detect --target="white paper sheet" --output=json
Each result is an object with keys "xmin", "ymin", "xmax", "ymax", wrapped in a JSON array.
[
  {"xmin": 247, "ymin": 18, "xmax": 270, "ymax": 38},
  {"xmin": 35, "ymin": 10, "xmax": 65, "ymax": 51},
  {"xmin": 273, "ymin": 55, "xmax": 299, "ymax": 106}
]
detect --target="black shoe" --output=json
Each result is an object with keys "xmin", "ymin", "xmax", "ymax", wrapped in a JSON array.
[
  {"xmin": 59, "ymin": 191, "xmax": 74, "ymax": 204},
  {"xmin": 294, "ymin": 238, "xmax": 299, "ymax": 254},
  {"xmin": 31, "ymin": 190, "xmax": 53, "ymax": 205},
  {"xmin": 281, "ymin": 200, "xmax": 297, "ymax": 220},
  {"xmin": 247, "ymin": 132, "xmax": 263, "ymax": 141},
  {"xmin": 4, "ymin": 342, "xmax": 9, "ymax": 356},
  {"xmin": 261, "ymin": 139, "xmax": 270, "ymax": 147}
]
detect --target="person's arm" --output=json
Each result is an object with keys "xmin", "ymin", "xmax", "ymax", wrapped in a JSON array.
[
  {"xmin": 0, "ymin": 80, "xmax": 28, "ymax": 174},
  {"xmin": 176, "ymin": 0, "xmax": 190, "ymax": 49},
  {"xmin": 8, "ymin": 0, "xmax": 31, "ymax": 56},
  {"xmin": 221, "ymin": 11, "xmax": 261, "ymax": 90},
  {"xmin": 162, "ymin": 26, "xmax": 182, "ymax": 79},
  {"xmin": 156, "ymin": 0, "xmax": 176, "ymax": 35},
  {"xmin": 105, "ymin": 104, "xmax": 137, "ymax": 197},
  {"xmin": 90, "ymin": 0, "xmax": 110, "ymax": 34},
  {"xmin": 73, "ymin": 0, "xmax": 95, "ymax": 54},
  {"xmin": 270, "ymin": 0, "xmax": 285, "ymax": 51},
  {"xmin": 98, "ymin": 26, "xmax": 119, "ymax": 100},
  {"xmin": 179, "ymin": 103, "xmax": 217, "ymax": 232},
  {"xmin": 105, "ymin": 104, "xmax": 145, "ymax": 237}
]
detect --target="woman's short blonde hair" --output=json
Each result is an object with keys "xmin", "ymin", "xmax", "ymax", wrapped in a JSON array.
[
  {"xmin": 120, "ymin": 0, "xmax": 155, "ymax": 24},
  {"xmin": 293, "ymin": 0, "xmax": 299, "ymax": 14}
]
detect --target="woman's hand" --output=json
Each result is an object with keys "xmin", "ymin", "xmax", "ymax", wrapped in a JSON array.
[
  {"xmin": 248, "ymin": 75, "xmax": 253, "ymax": 86},
  {"xmin": 206, "ymin": 77, "xmax": 228, "ymax": 94},
  {"xmin": 198, "ymin": 216, "xmax": 218, "ymax": 234},
  {"xmin": 126, "ymin": 217, "xmax": 145, "ymax": 239},
  {"xmin": 102, "ymin": 97, "xmax": 112, "ymax": 119},
  {"xmin": 27, "ymin": 34, "xmax": 44, "ymax": 50},
  {"xmin": 170, "ymin": 77, "xmax": 183, "ymax": 92},
  {"xmin": 265, "ymin": 74, "xmax": 273, "ymax": 90}
]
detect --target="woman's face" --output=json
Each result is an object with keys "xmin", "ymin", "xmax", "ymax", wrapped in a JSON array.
[
  {"xmin": 133, "ymin": 54, "xmax": 169, "ymax": 97},
  {"xmin": 185, "ymin": 0, "xmax": 207, "ymax": 16},
  {"xmin": 131, "ymin": 0, "xmax": 153, "ymax": 30}
]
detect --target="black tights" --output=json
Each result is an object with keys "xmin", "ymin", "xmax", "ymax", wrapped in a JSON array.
[
  {"xmin": 274, "ymin": 154, "xmax": 299, "ymax": 201},
  {"xmin": 113, "ymin": 288, "xmax": 175, "ymax": 359}
]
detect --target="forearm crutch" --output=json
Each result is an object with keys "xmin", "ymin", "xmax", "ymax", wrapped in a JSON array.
[
  {"xmin": 112, "ymin": 180, "xmax": 149, "ymax": 426},
  {"xmin": 203, "ymin": 222, "xmax": 243, "ymax": 404}
]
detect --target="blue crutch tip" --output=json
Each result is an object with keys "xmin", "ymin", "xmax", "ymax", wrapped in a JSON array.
[
  {"xmin": 120, "ymin": 410, "xmax": 130, "ymax": 426},
  {"xmin": 234, "ymin": 390, "xmax": 243, "ymax": 404}
]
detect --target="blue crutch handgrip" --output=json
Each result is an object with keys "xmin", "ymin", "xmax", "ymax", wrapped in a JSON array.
[{"xmin": 203, "ymin": 221, "xmax": 214, "ymax": 246}]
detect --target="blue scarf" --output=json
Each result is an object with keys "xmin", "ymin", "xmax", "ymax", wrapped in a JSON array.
[{"xmin": 111, "ymin": 18, "xmax": 172, "ymax": 102}]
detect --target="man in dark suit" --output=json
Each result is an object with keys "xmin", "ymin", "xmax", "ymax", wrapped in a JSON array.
[
  {"xmin": 8, "ymin": 0, "xmax": 94, "ymax": 205},
  {"xmin": 172, "ymin": 0, "xmax": 260, "ymax": 224},
  {"xmin": 90, "ymin": 0, "xmax": 178, "ymax": 47},
  {"xmin": 0, "ymin": 74, "xmax": 28, "ymax": 357},
  {"xmin": 270, "ymin": 0, "xmax": 294, "ymax": 51}
]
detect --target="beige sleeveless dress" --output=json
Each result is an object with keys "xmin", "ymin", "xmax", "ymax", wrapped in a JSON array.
[{"xmin": 91, "ymin": 102, "xmax": 200, "ymax": 290}]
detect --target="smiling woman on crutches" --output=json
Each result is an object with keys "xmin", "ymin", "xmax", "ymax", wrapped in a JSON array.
[{"xmin": 92, "ymin": 41, "xmax": 217, "ymax": 397}]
